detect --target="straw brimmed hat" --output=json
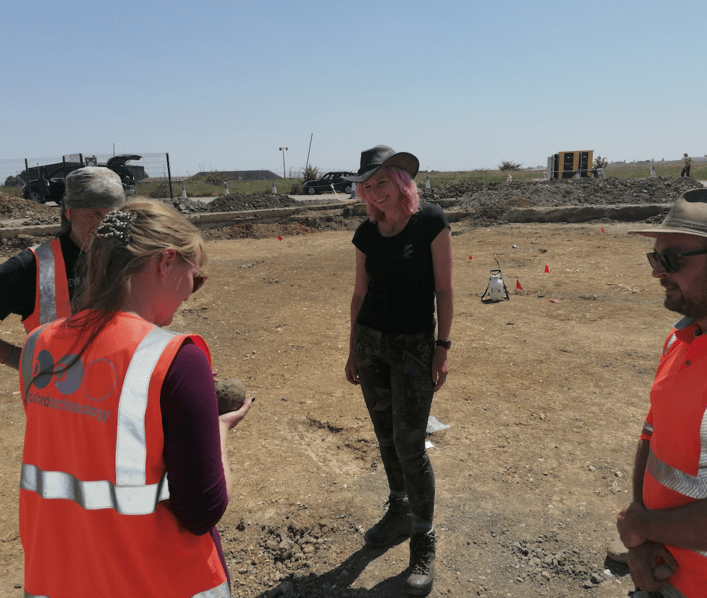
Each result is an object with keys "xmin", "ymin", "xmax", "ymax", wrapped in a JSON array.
[
  {"xmin": 344, "ymin": 145, "xmax": 419, "ymax": 183},
  {"xmin": 630, "ymin": 188, "xmax": 707, "ymax": 238}
]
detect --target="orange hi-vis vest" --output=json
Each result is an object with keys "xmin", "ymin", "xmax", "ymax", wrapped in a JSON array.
[
  {"xmin": 642, "ymin": 317, "xmax": 707, "ymax": 598},
  {"xmin": 23, "ymin": 238, "xmax": 71, "ymax": 332},
  {"xmin": 19, "ymin": 312, "xmax": 230, "ymax": 598}
]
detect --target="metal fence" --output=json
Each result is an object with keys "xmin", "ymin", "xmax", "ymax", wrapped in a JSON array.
[
  {"xmin": 0, "ymin": 156, "xmax": 349, "ymax": 186},
  {"xmin": 0, "ymin": 153, "xmax": 170, "ymax": 185}
]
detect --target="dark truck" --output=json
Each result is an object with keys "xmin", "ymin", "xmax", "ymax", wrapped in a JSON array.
[{"xmin": 21, "ymin": 154, "xmax": 142, "ymax": 204}]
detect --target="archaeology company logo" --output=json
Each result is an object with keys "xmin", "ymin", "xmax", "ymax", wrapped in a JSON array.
[{"xmin": 26, "ymin": 350, "xmax": 117, "ymax": 423}]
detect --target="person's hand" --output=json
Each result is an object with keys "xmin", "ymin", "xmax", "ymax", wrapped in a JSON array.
[
  {"xmin": 626, "ymin": 542, "xmax": 677, "ymax": 592},
  {"xmin": 0, "ymin": 345, "xmax": 21, "ymax": 371},
  {"xmin": 617, "ymin": 502, "xmax": 649, "ymax": 548},
  {"xmin": 345, "ymin": 353, "xmax": 359, "ymax": 385},
  {"xmin": 212, "ymin": 369, "xmax": 219, "ymax": 382},
  {"xmin": 431, "ymin": 347, "xmax": 449, "ymax": 391},
  {"xmin": 219, "ymin": 396, "xmax": 254, "ymax": 431}
]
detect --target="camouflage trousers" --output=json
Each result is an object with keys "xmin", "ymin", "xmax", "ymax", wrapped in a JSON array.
[{"xmin": 354, "ymin": 323, "xmax": 436, "ymax": 524}]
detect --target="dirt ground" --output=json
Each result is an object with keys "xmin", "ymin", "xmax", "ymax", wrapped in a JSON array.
[{"xmin": 0, "ymin": 179, "xmax": 703, "ymax": 597}]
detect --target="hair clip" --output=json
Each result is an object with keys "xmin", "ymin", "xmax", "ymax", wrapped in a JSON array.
[{"xmin": 95, "ymin": 211, "xmax": 137, "ymax": 245}]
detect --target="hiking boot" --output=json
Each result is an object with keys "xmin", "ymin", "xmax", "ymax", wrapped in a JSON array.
[
  {"xmin": 405, "ymin": 529, "xmax": 436, "ymax": 596},
  {"xmin": 363, "ymin": 496, "xmax": 412, "ymax": 548}
]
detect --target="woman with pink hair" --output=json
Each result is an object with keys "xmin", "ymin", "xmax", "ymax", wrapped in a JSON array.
[{"xmin": 344, "ymin": 146, "xmax": 454, "ymax": 596}]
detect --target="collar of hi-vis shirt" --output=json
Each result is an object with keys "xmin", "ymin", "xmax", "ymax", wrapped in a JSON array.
[{"xmin": 674, "ymin": 316, "xmax": 703, "ymax": 343}]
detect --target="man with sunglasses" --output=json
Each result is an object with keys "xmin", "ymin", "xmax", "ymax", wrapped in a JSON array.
[{"xmin": 616, "ymin": 188, "xmax": 707, "ymax": 598}]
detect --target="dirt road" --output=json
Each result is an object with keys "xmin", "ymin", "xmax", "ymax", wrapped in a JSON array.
[{"xmin": 0, "ymin": 217, "xmax": 676, "ymax": 597}]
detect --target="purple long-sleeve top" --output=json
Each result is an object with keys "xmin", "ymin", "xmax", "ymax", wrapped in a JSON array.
[{"xmin": 160, "ymin": 342, "xmax": 230, "ymax": 583}]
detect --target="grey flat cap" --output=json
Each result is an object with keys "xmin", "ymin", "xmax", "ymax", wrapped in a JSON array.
[{"xmin": 63, "ymin": 167, "xmax": 125, "ymax": 209}]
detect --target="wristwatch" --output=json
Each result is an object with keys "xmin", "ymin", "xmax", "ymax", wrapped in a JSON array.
[{"xmin": 435, "ymin": 339, "xmax": 451, "ymax": 350}]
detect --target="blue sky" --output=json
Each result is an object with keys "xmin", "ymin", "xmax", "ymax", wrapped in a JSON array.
[{"xmin": 2, "ymin": 0, "xmax": 705, "ymax": 177}]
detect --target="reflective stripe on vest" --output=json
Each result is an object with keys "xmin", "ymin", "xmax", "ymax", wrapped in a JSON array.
[
  {"xmin": 23, "ymin": 579, "xmax": 232, "ymax": 598},
  {"xmin": 20, "ymin": 327, "xmax": 179, "ymax": 516},
  {"xmin": 117, "ymin": 327, "xmax": 179, "ymax": 486},
  {"xmin": 24, "ymin": 239, "xmax": 71, "ymax": 333},
  {"xmin": 647, "ymin": 447, "xmax": 707, "ymax": 500},
  {"xmin": 33, "ymin": 242, "xmax": 58, "ymax": 325},
  {"xmin": 20, "ymin": 462, "xmax": 169, "ymax": 514},
  {"xmin": 647, "ymin": 448, "xmax": 707, "ymax": 558}
]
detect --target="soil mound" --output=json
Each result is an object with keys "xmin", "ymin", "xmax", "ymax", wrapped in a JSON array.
[
  {"xmin": 165, "ymin": 192, "xmax": 338, "ymax": 214},
  {"xmin": 422, "ymin": 175, "xmax": 700, "ymax": 206},
  {"xmin": 2, "ymin": 178, "xmax": 703, "ymax": 248},
  {"xmin": 422, "ymin": 176, "xmax": 703, "ymax": 228},
  {"xmin": 0, "ymin": 193, "xmax": 60, "ymax": 225}
]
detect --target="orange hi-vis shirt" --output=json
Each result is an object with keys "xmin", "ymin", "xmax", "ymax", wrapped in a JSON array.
[
  {"xmin": 642, "ymin": 317, "xmax": 707, "ymax": 598},
  {"xmin": 19, "ymin": 312, "xmax": 230, "ymax": 598},
  {"xmin": 22, "ymin": 238, "xmax": 71, "ymax": 332}
]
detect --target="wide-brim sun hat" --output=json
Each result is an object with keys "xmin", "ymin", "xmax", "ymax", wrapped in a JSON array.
[
  {"xmin": 630, "ymin": 188, "xmax": 707, "ymax": 238},
  {"xmin": 344, "ymin": 145, "xmax": 420, "ymax": 183}
]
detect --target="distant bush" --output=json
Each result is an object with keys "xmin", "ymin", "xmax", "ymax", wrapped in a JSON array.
[
  {"xmin": 4, "ymin": 175, "xmax": 20, "ymax": 186},
  {"xmin": 593, "ymin": 155, "xmax": 609, "ymax": 169},
  {"xmin": 303, "ymin": 165, "xmax": 320, "ymax": 182},
  {"xmin": 498, "ymin": 161, "xmax": 523, "ymax": 171},
  {"xmin": 202, "ymin": 172, "xmax": 228, "ymax": 185}
]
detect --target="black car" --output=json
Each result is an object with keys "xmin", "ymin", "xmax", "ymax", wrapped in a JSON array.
[
  {"xmin": 302, "ymin": 171, "xmax": 355, "ymax": 195},
  {"xmin": 21, "ymin": 154, "xmax": 141, "ymax": 204}
]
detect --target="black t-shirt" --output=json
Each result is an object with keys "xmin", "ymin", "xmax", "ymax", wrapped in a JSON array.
[
  {"xmin": 352, "ymin": 203, "xmax": 450, "ymax": 334},
  {"xmin": 0, "ymin": 234, "xmax": 82, "ymax": 321}
]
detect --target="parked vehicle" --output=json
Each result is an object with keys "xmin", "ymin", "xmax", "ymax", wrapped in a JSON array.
[
  {"xmin": 302, "ymin": 171, "xmax": 355, "ymax": 195},
  {"xmin": 21, "ymin": 154, "xmax": 142, "ymax": 204}
]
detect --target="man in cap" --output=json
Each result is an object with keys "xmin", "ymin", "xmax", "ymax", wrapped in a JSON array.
[
  {"xmin": 0, "ymin": 167, "xmax": 124, "ymax": 370},
  {"xmin": 617, "ymin": 188, "xmax": 707, "ymax": 597}
]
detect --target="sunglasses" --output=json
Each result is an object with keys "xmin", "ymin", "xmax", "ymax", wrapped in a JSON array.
[
  {"xmin": 179, "ymin": 255, "xmax": 208, "ymax": 293},
  {"xmin": 646, "ymin": 249, "xmax": 707, "ymax": 273}
]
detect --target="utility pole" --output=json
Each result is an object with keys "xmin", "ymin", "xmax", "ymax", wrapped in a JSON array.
[
  {"xmin": 279, "ymin": 147, "xmax": 288, "ymax": 180},
  {"xmin": 305, "ymin": 133, "xmax": 313, "ymax": 172}
]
